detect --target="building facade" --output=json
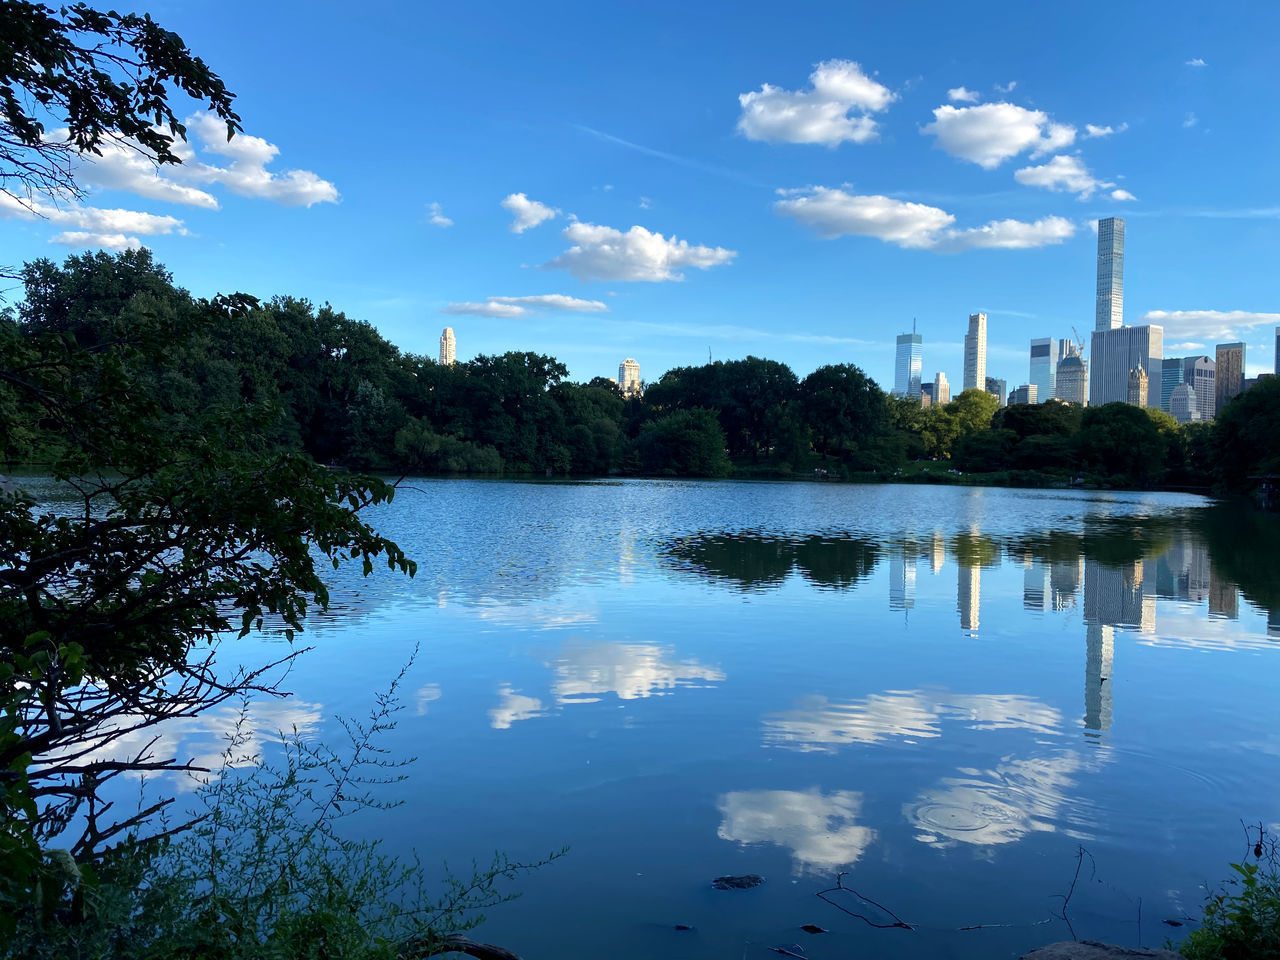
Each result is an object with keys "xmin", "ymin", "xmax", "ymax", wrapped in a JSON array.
[
  {"xmin": 1009, "ymin": 383, "xmax": 1038, "ymax": 406},
  {"xmin": 1160, "ymin": 357, "xmax": 1183, "ymax": 411},
  {"xmin": 1029, "ymin": 337, "xmax": 1062, "ymax": 404},
  {"xmin": 1095, "ymin": 216, "xmax": 1124, "ymax": 331},
  {"xmin": 1183, "ymin": 355, "xmax": 1216, "ymax": 421},
  {"xmin": 618, "ymin": 358, "xmax": 642, "ymax": 397},
  {"xmin": 439, "ymin": 326, "xmax": 456, "ymax": 365},
  {"xmin": 1089, "ymin": 324, "xmax": 1163, "ymax": 407},
  {"xmin": 963, "ymin": 313, "xmax": 987, "ymax": 393},
  {"xmin": 1215, "ymin": 342, "xmax": 1245, "ymax": 413},
  {"xmin": 1055, "ymin": 351, "xmax": 1088, "ymax": 404},
  {"xmin": 934, "ymin": 371, "xmax": 951, "ymax": 405},
  {"xmin": 1276, "ymin": 327, "xmax": 1279, "ymax": 377},
  {"xmin": 894, "ymin": 332, "xmax": 923, "ymax": 398},
  {"xmin": 1127, "ymin": 366, "xmax": 1149, "ymax": 406},
  {"xmin": 1169, "ymin": 383, "xmax": 1198, "ymax": 423},
  {"xmin": 985, "ymin": 376, "xmax": 1007, "ymax": 407}
]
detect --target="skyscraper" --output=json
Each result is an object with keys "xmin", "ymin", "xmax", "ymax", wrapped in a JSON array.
[
  {"xmin": 1275, "ymin": 327, "xmax": 1279, "ymax": 377},
  {"xmin": 1215, "ymin": 342, "xmax": 1246, "ymax": 413},
  {"xmin": 1009, "ymin": 384, "xmax": 1038, "ymax": 405},
  {"xmin": 963, "ymin": 313, "xmax": 987, "ymax": 392},
  {"xmin": 1055, "ymin": 348, "xmax": 1088, "ymax": 404},
  {"xmin": 1096, "ymin": 217, "xmax": 1124, "ymax": 331},
  {"xmin": 894, "ymin": 330, "xmax": 923, "ymax": 398},
  {"xmin": 934, "ymin": 371, "xmax": 951, "ymax": 405},
  {"xmin": 1029, "ymin": 337, "xmax": 1061, "ymax": 404},
  {"xmin": 618, "ymin": 358, "xmax": 642, "ymax": 397},
  {"xmin": 1090, "ymin": 324, "xmax": 1163, "ymax": 406},
  {"xmin": 1161, "ymin": 357, "xmax": 1184, "ymax": 411},
  {"xmin": 1127, "ymin": 366, "xmax": 1149, "ymax": 406},
  {"xmin": 1169, "ymin": 383, "xmax": 1198, "ymax": 423},
  {"xmin": 985, "ymin": 376, "xmax": 1007, "ymax": 407},
  {"xmin": 439, "ymin": 326, "xmax": 456, "ymax": 365},
  {"xmin": 1183, "ymin": 355, "xmax": 1216, "ymax": 421}
]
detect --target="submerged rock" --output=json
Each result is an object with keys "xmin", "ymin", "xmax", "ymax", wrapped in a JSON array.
[
  {"xmin": 711, "ymin": 873, "xmax": 764, "ymax": 890},
  {"xmin": 1020, "ymin": 941, "xmax": 1185, "ymax": 960}
]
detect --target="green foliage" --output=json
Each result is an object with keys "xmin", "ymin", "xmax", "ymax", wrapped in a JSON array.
[
  {"xmin": 1, "ymin": 1, "xmax": 240, "ymax": 201},
  {"xmin": 1076, "ymin": 403, "xmax": 1171, "ymax": 488},
  {"xmin": 637, "ymin": 408, "xmax": 731, "ymax": 477},
  {"xmin": 4, "ymin": 671, "xmax": 561, "ymax": 959},
  {"xmin": 1213, "ymin": 376, "xmax": 1280, "ymax": 493},
  {"xmin": 1181, "ymin": 834, "xmax": 1280, "ymax": 960}
]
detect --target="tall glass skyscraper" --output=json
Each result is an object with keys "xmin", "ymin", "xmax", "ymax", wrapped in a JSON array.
[
  {"xmin": 963, "ymin": 313, "xmax": 987, "ymax": 392},
  {"xmin": 894, "ymin": 331, "xmax": 922, "ymax": 398},
  {"xmin": 1029, "ymin": 337, "xmax": 1060, "ymax": 404},
  {"xmin": 1095, "ymin": 217, "xmax": 1124, "ymax": 331}
]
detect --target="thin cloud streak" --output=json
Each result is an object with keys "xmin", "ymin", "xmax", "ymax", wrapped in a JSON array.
[
  {"xmin": 573, "ymin": 125, "xmax": 767, "ymax": 188},
  {"xmin": 618, "ymin": 317, "xmax": 879, "ymax": 346}
]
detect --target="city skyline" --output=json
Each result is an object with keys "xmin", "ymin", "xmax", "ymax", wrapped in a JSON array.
[{"xmin": 1, "ymin": 2, "xmax": 1277, "ymax": 390}]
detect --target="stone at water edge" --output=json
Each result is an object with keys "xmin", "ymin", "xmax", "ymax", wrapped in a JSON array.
[
  {"xmin": 711, "ymin": 874, "xmax": 764, "ymax": 890},
  {"xmin": 1020, "ymin": 940, "xmax": 1185, "ymax": 960}
]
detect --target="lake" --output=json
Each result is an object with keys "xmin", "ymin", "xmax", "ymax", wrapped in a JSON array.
[{"xmin": 115, "ymin": 480, "xmax": 1280, "ymax": 958}]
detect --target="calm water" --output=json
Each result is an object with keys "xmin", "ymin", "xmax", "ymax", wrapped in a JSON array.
[{"xmin": 83, "ymin": 481, "xmax": 1280, "ymax": 957}]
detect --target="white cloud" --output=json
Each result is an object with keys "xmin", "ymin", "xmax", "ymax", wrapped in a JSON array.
[
  {"xmin": 921, "ymin": 102, "xmax": 1076, "ymax": 169},
  {"xmin": 74, "ymin": 138, "xmax": 220, "ymax": 209},
  {"xmin": 947, "ymin": 86, "xmax": 981, "ymax": 103},
  {"xmin": 442, "ymin": 294, "xmax": 608, "ymax": 317},
  {"xmin": 552, "ymin": 641, "xmax": 724, "ymax": 702},
  {"xmin": 1186, "ymin": 57, "xmax": 1207, "ymax": 67},
  {"xmin": 638, "ymin": 196, "xmax": 651, "ymax": 209},
  {"xmin": 178, "ymin": 114, "xmax": 339, "ymax": 206},
  {"xmin": 737, "ymin": 59, "xmax": 896, "ymax": 147},
  {"xmin": 50, "ymin": 231, "xmax": 141, "ymax": 251},
  {"xmin": 488, "ymin": 684, "xmax": 544, "ymax": 730},
  {"xmin": 1084, "ymin": 122, "xmax": 1128, "ymax": 138},
  {"xmin": 442, "ymin": 301, "xmax": 529, "ymax": 318},
  {"xmin": 1110, "ymin": 188, "xmax": 1138, "ymax": 201},
  {"xmin": 0, "ymin": 191, "xmax": 186, "ymax": 249},
  {"xmin": 501, "ymin": 192, "xmax": 557, "ymax": 233},
  {"xmin": 544, "ymin": 221, "xmax": 736, "ymax": 281},
  {"xmin": 1183, "ymin": 113, "xmax": 1199, "ymax": 128},
  {"xmin": 1014, "ymin": 154, "xmax": 1114, "ymax": 199},
  {"xmin": 995, "ymin": 80, "xmax": 1018, "ymax": 94},
  {"xmin": 1138, "ymin": 309, "xmax": 1280, "ymax": 343},
  {"xmin": 427, "ymin": 201, "xmax": 453, "ymax": 227},
  {"xmin": 775, "ymin": 186, "xmax": 1076, "ymax": 252},
  {"xmin": 490, "ymin": 294, "xmax": 607, "ymax": 312},
  {"xmin": 718, "ymin": 789, "xmax": 876, "ymax": 874}
]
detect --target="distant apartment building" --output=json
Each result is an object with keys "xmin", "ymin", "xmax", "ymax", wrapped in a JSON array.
[
  {"xmin": 1183, "ymin": 356, "xmax": 1216, "ymax": 421},
  {"xmin": 1215, "ymin": 342, "xmax": 1246, "ymax": 413},
  {"xmin": 1276, "ymin": 327, "xmax": 1279, "ymax": 377},
  {"xmin": 1009, "ymin": 383, "xmax": 1038, "ymax": 406},
  {"xmin": 1169, "ymin": 383, "xmax": 1199, "ymax": 423},
  {"xmin": 894, "ymin": 331, "xmax": 923, "ymax": 398},
  {"xmin": 1127, "ymin": 366, "xmax": 1149, "ymax": 407},
  {"xmin": 920, "ymin": 382, "xmax": 935, "ymax": 407},
  {"xmin": 1090, "ymin": 324, "xmax": 1163, "ymax": 406},
  {"xmin": 439, "ymin": 326, "xmax": 457, "ymax": 365},
  {"xmin": 934, "ymin": 371, "xmax": 951, "ymax": 405},
  {"xmin": 1055, "ymin": 348, "xmax": 1088, "ymax": 404},
  {"xmin": 1096, "ymin": 217, "xmax": 1124, "ymax": 331},
  {"xmin": 985, "ymin": 376, "xmax": 1007, "ymax": 408},
  {"xmin": 963, "ymin": 313, "xmax": 987, "ymax": 392},
  {"xmin": 618, "ymin": 358, "xmax": 642, "ymax": 397}
]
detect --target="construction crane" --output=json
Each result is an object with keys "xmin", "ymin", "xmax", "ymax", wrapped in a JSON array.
[{"xmin": 1071, "ymin": 326, "xmax": 1086, "ymax": 359}]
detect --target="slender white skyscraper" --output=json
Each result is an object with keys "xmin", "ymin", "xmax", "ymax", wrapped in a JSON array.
[
  {"xmin": 439, "ymin": 326, "xmax": 456, "ymax": 365},
  {"xmin": 963, "ymin": 312, "xmax": 987, "ymax": 392},
  {"xmin": 1096, "ymin": 217, "xmax": 1124, "ymax": 331},
  {"xmin": 934, "ymin": 371, "xmax": 951, "ymax": 405}
]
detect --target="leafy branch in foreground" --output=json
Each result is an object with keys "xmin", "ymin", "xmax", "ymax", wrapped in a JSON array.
[
  {"xmin": 1178, "ymin": 823, "xmax": 1280, "ymax": 960},
  {"xmin": 6, "ymin": 664, "xmax": 563, "ymax": 959}
]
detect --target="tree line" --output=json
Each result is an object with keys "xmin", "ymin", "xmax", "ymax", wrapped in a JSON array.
[{"xmin": 3, "ymin": 249, "xmax": 1277, "ymax": 495}]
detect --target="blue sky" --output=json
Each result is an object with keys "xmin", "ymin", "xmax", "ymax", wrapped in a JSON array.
[{"xmin": 3, "ymin": 0, "xmax": 1279, "ymax": 388}]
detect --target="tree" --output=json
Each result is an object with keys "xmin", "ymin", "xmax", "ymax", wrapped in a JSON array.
[
  {"xmin": 1212, "ymin": 377, "xmax": 1280, "ymax": 493},
  {"xmin": 1076, "ymin": 402, "xmax": 1171, "ymax": 487},
  {"xmin": 946, "ymin": 389, "xmax": 999, "ymax": 436},
  {"xmin": 636, "ymin": 408, "xmax": 731, "ymax": 477},
  {"xmin": 799, "ymin": 363, "xmax": 887, "ymax": 461},
  {"xmin": 0, "ymin": 264, "xmax": 414, "ymax": 921},
  {"xmin": 1, "ymin": 1, "xmax": 240, "ymax": 202}
]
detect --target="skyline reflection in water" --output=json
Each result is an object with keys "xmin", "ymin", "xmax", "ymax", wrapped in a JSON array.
[{"xmin": 55, "ymin": 480, "xmax": 1280, "ymax": 960}]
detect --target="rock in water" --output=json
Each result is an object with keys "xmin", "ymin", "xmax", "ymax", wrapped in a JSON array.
[
  {"xmin": 1020, "ymin": 941, "xmax": 1186, "ymax": 960},
  {"xmin": 711, "ymin": 874, "xmax": 764, "ymax": 890}
]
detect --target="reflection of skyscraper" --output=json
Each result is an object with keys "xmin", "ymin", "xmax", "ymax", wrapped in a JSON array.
[
  {"xmin": 1023, "ymin": 560, "xmax": 1049, "ymax": 612},
  {"xmin": 1208, "ymin": 568, "xmax": 1239, "ymax": 619},
  {"xmin": 1085, "ymin": 623, "xmax": 1114, "ymax": 735},
  {"xmin": 930, "ymin": 532, "xmax": 945, "ymax": 575},
  {"xmin": 889, "ymin": 547, "xmax": 917, "ymax": 612},
  {"xmin": 1050, "ymin": 556, "xmax": 1084, "ymax": 611},
  {"xmin": 1084, "ymin": 558, "xmax": 1156, "ymax": 634},
  {"xmin": 958, "ymin": 562, "xmax": 980, "ymax": 634}
]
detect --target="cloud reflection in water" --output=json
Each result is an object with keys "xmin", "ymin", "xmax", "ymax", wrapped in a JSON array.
[{"xmin": 717, "ymin": 788, "xmax": 877, "ymax": 874}]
